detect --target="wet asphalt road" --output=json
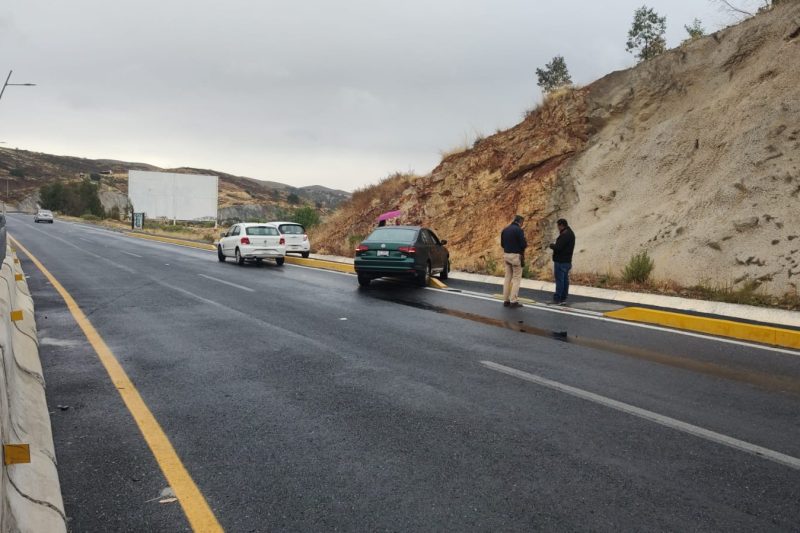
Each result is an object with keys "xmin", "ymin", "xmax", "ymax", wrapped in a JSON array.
[{"xmin": 7, "ymin": 214, "xmax": 800, "ymax": 532}]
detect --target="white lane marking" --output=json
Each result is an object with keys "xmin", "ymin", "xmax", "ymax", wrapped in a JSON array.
[
  {"xmin": 446, "ymin": 287, "xmax": 800, "ymax": 357},
  {"xmin": 121, "ymin": 251, "xmax": 143, "ymax": 258},
  {"xmin": 198, "ymin": 274, "xmax": 255, "ymax": 292},
  {"xmin": 481, "ymin": 360, "xmax": 800, "ymax": 471},
  {"xmin": 20, "ymin": 215, "xmax": 794, "ymax": 356},
  {"xmin": 78, "ymin": 237, "xmax": 93, "ymax": 243}
]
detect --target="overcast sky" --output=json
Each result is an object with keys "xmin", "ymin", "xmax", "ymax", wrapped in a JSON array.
[{"xmin": 1, "ymin": 1, "xmax": 761, "ymax": 191}]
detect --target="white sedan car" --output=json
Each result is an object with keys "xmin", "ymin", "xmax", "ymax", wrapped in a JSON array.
[
  {"xmin": 270, "ymin": 221, "xmax": 310, "ymax": 258},
  {"xmin": 34, "ymin": 209, "xmax": 54, "ymax": 223},
  {"xmin": 217, "ymin": 223, "xmax": 286, "ymax": 265}
]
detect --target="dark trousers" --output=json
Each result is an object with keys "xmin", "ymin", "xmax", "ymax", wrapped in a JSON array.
[{"xmin": 553, "ymin": 262, "xmax": 571, "ymax": 302}]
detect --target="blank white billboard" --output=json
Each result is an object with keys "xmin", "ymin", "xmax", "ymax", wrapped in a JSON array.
[{"xmin": 128, "ymin": 171, "xmax": 218, "ymax": 221}]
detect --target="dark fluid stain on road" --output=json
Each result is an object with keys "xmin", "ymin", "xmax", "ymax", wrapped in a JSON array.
[{"xmin": 376, "ymin": 295, "xmax": 800, "ymax": 396}]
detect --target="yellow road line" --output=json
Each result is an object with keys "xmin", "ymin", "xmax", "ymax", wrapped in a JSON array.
[
  {"xmin": 117, "ymin": 230, "xmax": 450, "ymax": 288},
  {"xmin": 605, "ymin": 306, "xmax": 800, "ymax": 350},
  {"xmin": 125, "ymin": 232, "xmax": 216, "ymax": 251},
  {"xmin": 10, "ymin": 235, "xmax": 224, "ymax": 533},
  {"xmin": 284, "ymin": 255, "xmax": 354, "ymax": 273}
]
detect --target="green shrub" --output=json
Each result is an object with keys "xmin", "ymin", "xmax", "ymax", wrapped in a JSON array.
[
  {"xmin": 81, "ymin": 213, "xmax": 101, "ymax": 221},
  {"xmin": 522, "ymin": 262, "xmax": 532, "ymax": 279},
  {"xmin": 622, "ymin": 251, "xmax": 654, "ymax": 283},
  {"xmin": 483, "ymin": 255, "xmax": 497, "ymax": 275},
  {"xmin": 291, "ymin": 206, "xmax": 321, "ymax": 229}
]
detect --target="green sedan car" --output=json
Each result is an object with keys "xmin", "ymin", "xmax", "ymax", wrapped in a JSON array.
[{"xmin": 354, "ymin": 226, "xmax": 450, "ymax": 287}]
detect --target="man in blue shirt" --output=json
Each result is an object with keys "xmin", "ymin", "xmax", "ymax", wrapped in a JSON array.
[{"xmin": 500, "ymin": 215, "xmax": 527, "ymax": 308}]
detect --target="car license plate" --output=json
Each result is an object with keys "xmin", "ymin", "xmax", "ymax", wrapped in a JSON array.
[{"xmin": 377, "ymin": 250, "xmax": 389, "ymax": 256}]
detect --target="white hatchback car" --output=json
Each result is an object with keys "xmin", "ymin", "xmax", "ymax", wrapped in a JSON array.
[
  {"xmin": 270, "ymin": 221, "xmax": 310, "ymax": 258},
  {"xmin": 34, "ymin": 209, "xmax": 54, "ymax": 223},
  {"xmin": 217, "ymin": 223, "xmax": 286, "ymax": 265}
]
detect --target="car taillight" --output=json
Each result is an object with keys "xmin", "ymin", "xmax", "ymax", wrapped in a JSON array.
[
  {"xmin": 356, "ymin": 244, "xmax": 369, "ymax": 252},
  {"xmin": 279, "ymin": 237, "xmax": 285, "ymax": 245},
  {"xmin": 240, "ymin": 237, "xmax": 250, "ymax": 245},
  {"xmin": 303, "ymin": 234, "xmax": 308, "ymax": 241},
  {"xmin": 398, "ymin": 246, "xmax": 416, "ymax": 254}
]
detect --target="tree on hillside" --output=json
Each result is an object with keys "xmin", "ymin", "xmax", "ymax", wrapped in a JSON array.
[
  {"xmin": 535, "ymin": 55, "xmax": 573, "ymax": 93},
  {"xmin": 39, "ymin": 179, "xmax": 105, "ymax": 217},
  {"xmin": 626, "ymin": 6, "xmax": 667, "ymax": 62},
  {"xmin": 684, "ymin": 18, "xmax": 705, "ymax": 40},
  {"xmin": 291, "ymin": 205, "xmax": 321, "ymax": 229},
  {"xmin": 287, "ymin": 192, "xmax": 300, "ymax": 205}
]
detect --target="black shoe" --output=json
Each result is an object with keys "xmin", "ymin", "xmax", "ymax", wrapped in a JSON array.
[
  {"xmin": 557, "ymin": 300, "xmax": 567, "ymax": 306},
  {"xmin": 509, "ymin": 302, "xmax": 523, "ymax": 308},
  {"xmin": 503, "ymin": 301, "xmax": 510, "ymax": 307}
]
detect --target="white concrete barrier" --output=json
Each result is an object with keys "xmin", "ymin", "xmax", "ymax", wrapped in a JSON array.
[{"xmin": 0, "ymin": 248, "xmax": 66, "ymax": 532}]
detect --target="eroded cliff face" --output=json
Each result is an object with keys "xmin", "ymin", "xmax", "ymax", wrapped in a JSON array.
[
  {"xmin": 315, "ymin": 88, "xmax": 591, "ymax": 272},
  {"xmin": 315, "ymin": 2, "xmax": 800, "ymax": 295}
]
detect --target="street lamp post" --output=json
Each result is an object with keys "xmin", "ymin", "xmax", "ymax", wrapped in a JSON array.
[
  {"xmin": 1, "ymin": 70, "xmax": 36, "ymax": 212},
  {"xmin": 0, "ymin": 70, "xmax": 36, "ymax": 101}
]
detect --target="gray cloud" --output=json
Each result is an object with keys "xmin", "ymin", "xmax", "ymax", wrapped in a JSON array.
[{"xmin": 1, "ymin": 0, "xmax": 754, "ymax": 190}]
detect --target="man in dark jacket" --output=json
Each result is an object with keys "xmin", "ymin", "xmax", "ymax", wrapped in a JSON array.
[
  {"xmin": 500, "ymin": 215, "xmax": 527, "ymax": 308},
  {"xmin": 548, "ymin": 218, "xmax": 575, "ymax": 304}
]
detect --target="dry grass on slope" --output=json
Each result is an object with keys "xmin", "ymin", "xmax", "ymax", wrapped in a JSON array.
[{"xmin": 312, "ymin": 172, "xmax": 417, "ymax": 256}]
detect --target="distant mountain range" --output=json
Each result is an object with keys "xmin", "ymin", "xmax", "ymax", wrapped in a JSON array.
[{"xmin": 0, "ymin": 147, "xmax": 351, "ymax": 216}]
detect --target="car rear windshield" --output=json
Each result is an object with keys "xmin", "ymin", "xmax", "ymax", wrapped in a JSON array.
[
  {"xmin": 278, "ymin": 224, "xmax": 305, "ymax": 234},
  {"xmin": 39, "ymin": 211, "xmax": 52, "ymax": 215},
  {"xmin": 365, "ymin": 228, "xmax": 418, "ymax": 243},
  {"xmin": 246, "ymin": 226, "xmax": 279, "ymax": 236}
]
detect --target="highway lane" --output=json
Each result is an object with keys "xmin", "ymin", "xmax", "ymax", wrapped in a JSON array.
[{"xmin": 8, "ymin": 214, "xmax": 800, "ymax": 531}]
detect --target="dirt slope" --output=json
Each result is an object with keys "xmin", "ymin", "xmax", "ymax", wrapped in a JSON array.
[{"xmin": 314, "ymin": 2, "xmax": 800, "ymax": 296}]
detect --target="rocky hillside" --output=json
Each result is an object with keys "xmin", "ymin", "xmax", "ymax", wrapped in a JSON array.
[
  {"xmin": 0, "ymin": 149, "xmax": 350, "ymax": 219},
  {"xmin": 314, "ymin": 2, "xmax": 800, "ymax": 297}
]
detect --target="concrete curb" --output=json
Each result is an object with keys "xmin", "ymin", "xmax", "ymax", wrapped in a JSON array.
[
  {"xmin": 0, "ymin": 248, "xmax": 66, "ymax": 533},
  {"xmin": 605, "ymin": 307, "xmax": 800, "ymax": 350},
  {"xmin": 446, "ymin": 271, "xmax": 799, "ymax": 329}
]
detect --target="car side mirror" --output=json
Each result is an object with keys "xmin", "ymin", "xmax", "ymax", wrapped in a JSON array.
[
  {"xmin": 220, "ymin": 232, "xmax": 227, "ymax": 238},
  {"xmin": 440, "ymin": 240, "xmax": 447, "ymax": 245}
]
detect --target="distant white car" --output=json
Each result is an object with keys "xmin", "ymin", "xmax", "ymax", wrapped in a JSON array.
[
  {"xmin": 217, "ymin": 223, "xmax": 286, "ymax": 265},
  {"xmin": 34, "ymin": 209, "xmax": 54, "ymax": 223},
  {"xmin": 270, "ymin": 221, "xmax": 310, "ymax": 258}
]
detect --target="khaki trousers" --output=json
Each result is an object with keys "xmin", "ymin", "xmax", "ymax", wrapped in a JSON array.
[{"xmin": 503, "ymin": 253, "xmax": 522, "ymax": 303}]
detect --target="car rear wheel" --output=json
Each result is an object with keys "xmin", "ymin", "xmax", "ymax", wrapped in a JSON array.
[
  {"xmin": 301, "ymin": 252, "xmax": 310, "ymax": 258},
  {"xmin": 217, "ymin": 246, "xmax": 226, "ymax": 262},
  {"xmin": 235, "ymin": 248, "xmax": 245, "ymax": 265},
  {"xmin": 275, "ymin": 257, "xmax": 285, "ymax": 266},
  {"xmin": 439, "ymin": 258, "xmax": 450, "ymax": 280},
  {"xmin": 417, "ymin": 262, "xmax": 431, "ymax": 287},
  {"xmin": 357, "ymin": 274, "xmax": 371, "ymax": 287}
]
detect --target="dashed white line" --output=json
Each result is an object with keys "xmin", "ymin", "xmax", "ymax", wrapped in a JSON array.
[
  {"xmin": 198, "ymin": 274, "xmax": 255, "ymax": 292},
  {"xmin": 121, "ymin": 251, "xmax": 142, "ymax": 258},
  {"xmin": 481, "ymin": 360, "xmax": 800, "ymax": 471}
]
